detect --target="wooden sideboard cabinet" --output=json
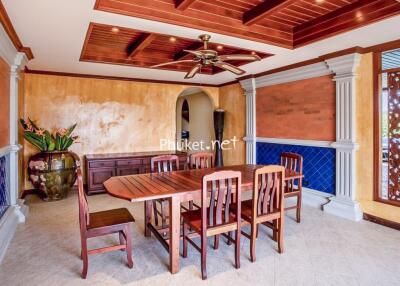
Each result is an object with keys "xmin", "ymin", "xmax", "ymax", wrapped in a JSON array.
[{"xmin": 85, "ymin": 151, "xmax": 187, "ymax": 195}]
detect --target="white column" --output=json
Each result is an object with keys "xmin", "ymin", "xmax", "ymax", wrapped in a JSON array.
[
  {"xmin": 324, "ymin": 54, "xmax": 362, "ymax": 221},
  {"xmin": 239, "ymin": 77, "xmax": 257, "ymax": 164},
  {"xmin": 9, "ymin": 53, "xmax": 28, "ymax": 221}
]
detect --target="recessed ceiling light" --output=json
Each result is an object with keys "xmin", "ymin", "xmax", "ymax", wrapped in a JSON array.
[
  {"xmin": 217, "ymin": 45, "xmax": 223, "ymax": 50},
  {"xmin": 169, "ymin": 37, "xmax": 177, "ymax": 42},
  {"xmin": 356, "ymin": 11, "xmax": 364, "ymax": 21},
  {"xmin": 111, "ymin": 27, "xmax": 119, "ymax": 33}
]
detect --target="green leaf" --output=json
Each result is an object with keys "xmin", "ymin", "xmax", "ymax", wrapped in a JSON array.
[
  {"xmin": 48, "ymin": 141, "xmax": 55, "ymax": 151},
  {"xmin": 55, "ymin": 134, "xmax": 61, "ymax": 150},
  {"xmin": 28, "ymin": 117, "xmax": 39, "ymax": 130},
  {"xmin": 44, "ymin": 131, "xmax": 52, "ymax": 146},
  {"xmin": 62, "ymin": 137, "xmax": 73, "ymax": 150},
  {"xmin": 65, "ymin": 124, "xmax": 77, "ymax": 137},
  {"xmin": 24, "ymin": 133, "xmax": 45, "ymax": 151}
]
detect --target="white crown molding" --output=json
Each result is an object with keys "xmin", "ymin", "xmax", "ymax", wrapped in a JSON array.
[
  {"xmin": 255, "ymin": 62, "xmax": 331, "ymax": 89},
  {"xmin": 255, "ymin": 137, "xmax": 334, "ymax": 148},
  {"xmin": 239, "ymin": 77, "xmax": 256, "ymax": 94},
  {"xmin": 12, "ymin": 52, "xmax": 28, "ymax": 73},
  {"xmin": 0, "ymin": 23, "xmax": 18, "ymax": 66},
  {"xmin": 325, "ymin": 53, "xmax": 361, "ymax": 78}
]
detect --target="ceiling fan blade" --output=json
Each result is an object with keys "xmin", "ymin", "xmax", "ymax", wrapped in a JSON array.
[
  {"xmin": 183, "ymin": 50, "xmax": 204, "ymax": 57},
  {"xmin": 217, "ymin": 54, "xmax": 261, "ymax": 61},
  {"xmin": 214, "ymin": 61, "xmax": 245, "ymax": 75},
  {"xmin": 185, "ymin": 64, "xmax": 202, "ymax": 79},
  {"xmin": 151, "ymin": 59, "xmax": 196, "ymax": 68}
]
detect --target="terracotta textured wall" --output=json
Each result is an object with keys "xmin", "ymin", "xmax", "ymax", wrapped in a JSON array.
[
  {"xmin": 256, "ymin": 75, "xmax": 336, "ymax": 141},
  {"xmin": 22, "ymin": 73, "xmax": 219, "ymax": 187},
  {"xmin": 0, "ymin": 57, "xmax": 10, "ymax": 148},
  {"xmin": 356, "ymin": 53, "xmax": 400, "ymax": 223},
  {"xmin": 219, "ymin": 83, "xmax": 246, "ymax": 166}
]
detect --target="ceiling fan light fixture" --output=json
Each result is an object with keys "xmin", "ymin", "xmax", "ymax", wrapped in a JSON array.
[
  {"xmin": 152, "ymin": 34, "xmax": 261, "ymax": 79},
  {"xmin": 184, "ymin": 63, "xmax": 202, "ymax": 79}
]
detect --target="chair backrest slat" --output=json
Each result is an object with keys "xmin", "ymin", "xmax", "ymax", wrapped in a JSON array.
[
  {"xmin": 151, "ymin": 155, "xmax": 180, "ymax": 173},
  {"xmin": 202, "ymin": 170, "xmax": 241, "ymax": 229},
  {"xmin": 77, "ymin": 168, "xmax": 89, "ymax": 231},
  {"xmin": 280, "ymin": 152, "xmax": 303, "ymax": 192},
  {"xmin": 189, "ymin": 152, "xmax": 214, "ymax": 169},
  {"xmin": 253, "ymin": 166, "xmax": 285, "ymax": 217}
]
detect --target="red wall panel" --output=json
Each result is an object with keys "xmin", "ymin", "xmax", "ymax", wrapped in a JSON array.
[{"xmin": 256, "ymin": 75, "xmax": 336, "ymax": 141}]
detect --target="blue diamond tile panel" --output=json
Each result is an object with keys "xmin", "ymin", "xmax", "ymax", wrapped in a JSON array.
[
  {"xmin": 257, "ymin": 142, "xmax": 336, "ymax": 195},
  {"xmin": 0, "ymin": 155, "xmax": 10, "ymax": 218}
]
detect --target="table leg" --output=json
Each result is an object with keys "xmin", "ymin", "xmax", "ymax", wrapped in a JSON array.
[
  {"xmin": 144, "ymin": 200, "xmax": 153, "ymax": 237},
  {"xmin": 169, "ymin": 195, "xmax": 181, "ymax": 274}
]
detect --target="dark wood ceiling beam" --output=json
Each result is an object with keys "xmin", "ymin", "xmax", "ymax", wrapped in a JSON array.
[
  {"xmin": 243, "ymin": 0, "xmax": 297, "ymax": 26},
  {"xmin": 175, "ymin": 0, "xmax": 197, "ymax": 11},
  {"xmin": 173, "ymin": 42, "xmax": 204, "ymax": 61},
  {"xmin": 293, "ymin": 0, "xmax": 400, "ymax": 47},
  {"xmin": 127, "ymin": 33, "xmax": 156, "ymax": 58}
]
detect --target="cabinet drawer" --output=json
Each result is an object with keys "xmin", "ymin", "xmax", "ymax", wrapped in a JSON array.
[
  {"xmin": 116, "ymin": 159, "xmax": 142, "ymax": 167},
  {"xmin": 88, "ymin": 168, "xmax": 115, "ymax": 190},
  {"xmin": 117, "ymin": 166, "xmax": 143, "ymax": 176},
  {"xmin": 89, "ymin": 160, "xmax": 115, "ymax": 168}
]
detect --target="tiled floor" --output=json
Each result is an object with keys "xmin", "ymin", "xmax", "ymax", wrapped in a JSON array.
[{"xmin": 1, "ymin": 192, "xmax": 399, "ymax": 286}]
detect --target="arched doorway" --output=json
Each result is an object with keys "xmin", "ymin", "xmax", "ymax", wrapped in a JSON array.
[{"xmin": 176, "ymin": 88, "xmax": 215, "ymax": 154}]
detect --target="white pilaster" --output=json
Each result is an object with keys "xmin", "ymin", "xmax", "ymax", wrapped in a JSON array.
[
  {"xmin": 239, "ymin": 77, "xmax": 257, "ymax": 164},
  {"xmin": 324, "ymin": 54, "xmax": 363, "ymax": 221},
  {"xmin": 9, "ymin": 53, "xmax": 27, "ymax": 207},
  {"xmin": 0, "ymin": 22, "xmax": 29, "ymax": 262}
]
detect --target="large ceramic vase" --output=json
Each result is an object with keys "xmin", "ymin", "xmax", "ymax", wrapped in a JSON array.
[{"xmin": 28, "ymin": 151, "xmax": 79, "ymax": 201}]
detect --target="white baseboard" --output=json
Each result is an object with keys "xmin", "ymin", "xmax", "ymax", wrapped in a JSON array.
[
  {"xmin": 285, "ymin": 187, "xmax": 332, "ymax": 210},
  {"xmin": 0, "ymin": 201, "xmax": 28, "ymax": 264},
  {"xmin": 302, "ymin": 187, "xmax": 333, "ymax": 209},
  {"xmin": 323, "ymin": 196, "xmax": 363, "ymax": 221},
  {"xmin": 0, "ymin": 206, "xmax": 20, "ymax": 264}
]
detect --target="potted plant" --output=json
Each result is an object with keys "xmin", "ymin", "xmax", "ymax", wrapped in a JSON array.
[{"xmin": 20, "ymin": 118, "xmax": 80, "ymax": 201}]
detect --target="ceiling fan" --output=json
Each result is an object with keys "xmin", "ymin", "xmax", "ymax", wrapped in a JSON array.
[{"xmin": 151, "ymin": 34, "xmax": 261, "ymax": 79}]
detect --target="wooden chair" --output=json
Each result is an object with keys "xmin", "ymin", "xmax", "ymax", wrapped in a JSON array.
[
  {"xmin": 187, "ymin": 152, "xmax": 214, "ymax": 211},
  {"xmin": 150, "ymin": 155, "xmax": 180, "ymax": 229},
  {"xmin": 280, "ymin": 152, "xmax": 303, "ymax": 223},
  {"xmin": 232, "ymin": 165, "xmax": 285, "ymax": 262},
  {"xmin": 189, "ymin": 152, "xmax": 214, "ymax": 170},
  {"xmin": 77, "ymin": 168, "xmax": 135, "ymax": 279},
  {"xmin": 182, "ymin": 170, "xmax": 241, "ymax": 280}
]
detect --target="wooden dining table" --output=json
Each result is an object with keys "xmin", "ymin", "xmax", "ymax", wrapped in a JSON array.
[{"xmin": 104, "ymin": 164, "xmax": 302, "ymax": 274}]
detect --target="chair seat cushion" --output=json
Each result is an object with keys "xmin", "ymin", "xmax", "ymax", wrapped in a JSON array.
[
  {"xmin": 88, "ymin": 208, "xmax": 135, "ymax": 230},
  {"xmin": 181, "ymin": 208, "xmax": 237, "ymax": 232}
]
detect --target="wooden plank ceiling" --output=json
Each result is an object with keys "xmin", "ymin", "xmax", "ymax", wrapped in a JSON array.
[
  {"xmin": 94, "ymin": 0, "xmax": 400, "ymax": 48},
  {"xmin": 80, "ymin": 23, "xmax": 271, "ymax": 74}
]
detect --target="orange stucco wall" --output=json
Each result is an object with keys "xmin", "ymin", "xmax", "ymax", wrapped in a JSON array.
[
  {"xmin": 219, "ymin": 83, "xmax": 246, "ymax": 166},
  {"xmin": 0, "ymin": 57, "xmax": 10, "ymax": 148},
  {"xmin": 21, "ymin": 73, "xmax": 220, "ymax": 188},
  {"xmin": 356, "ymin": 53, "xmax": 400, "ymax": 223},
  {"xmin": 256, "ymin": 75, "xmax": 336, "ymax": 141}
]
